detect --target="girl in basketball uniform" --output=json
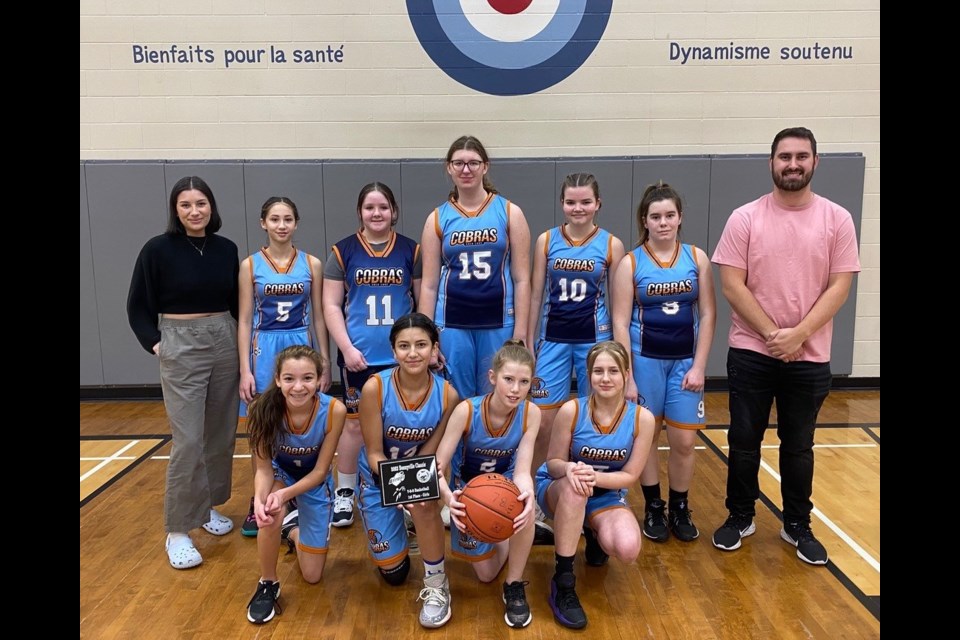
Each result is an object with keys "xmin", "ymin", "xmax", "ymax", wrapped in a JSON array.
[
  {"xmin": 535, "ymin": 341, "xmax": 656, "ymax": 629},
  {"xmin": 244, "ymin": 346, "xmax": 346, "ymax": 625},
  {"xmin": 323, "ymin": 183, "xmax": 421, "ymax": 528},
  {"xmin": 527, "ymin": 173, "xmax": 625, "ymax": 467},
  {"xmin": 238, "ymin": 197, "xmax": 332, "ymax": 536},
  {"xmin": 419, "ymin": 135, "xmax": 531, "ymax": 398},
  {"xmin": 435, "ymin": 340, "xmax": 541, "ymax": 629},
  {"xmin": 357, "ymin": 313, "xmax": 460, "ymax": 628},
  {"xmin": 611, "ymin": 182, "xmax": 716, "ymax": 544}
]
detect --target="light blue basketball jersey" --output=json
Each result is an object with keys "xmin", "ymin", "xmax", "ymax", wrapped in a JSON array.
[
  {"xmin": 540, "ymin": 225, "xmax": 614, "ymax": 343},
  {"xmin": 567, "ymin": 396, "xmax": 640, "ymax": 473},
  {"xmin": 358, "ymin": 368, "xmax": 452, "ymax": 479},
  {"xmin": 274, "ymin": 394, "xmax": 340, "ymax": 482},
  {"xmin": 332, "ymin": 232, "xmax": 419, "ymax": 367},
  {"xmin": 451, "ymin": 395, "xmax": 530, "ymax": 484},
  {"xmin": 251, "ymin": 248, "xmax": 312, "ymax": 333},
  {"xmin": 434, "ymin": 193, "xmax": 514, "ymax": 329},
  {"xmin": 629, "ymin": 243, "xmax": 700, "ymax": 359}
]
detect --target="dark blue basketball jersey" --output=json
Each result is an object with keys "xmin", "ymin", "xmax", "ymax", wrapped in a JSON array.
[
  {"xmin": 434, "ymin": 193, "xmax": 514, "ymax": 329},
  {"xmin": 568, "ymin": 396, "xmax": 640, "ymax": 473},
  {"xmin": 452, "ymin": 395, "xmax": 530, "ymax": 484},
  {"xmin": 629, "ymin": 243, "xmax": 700, "ymax": 359},
  {"xmin": 251, "ymin": 248, "xmax": 313, "ymax": 332},
  {"xmin": 274, "ymin": 394, "xmax": 340, "ymax": 482},
  {"xmin": 540, "ymin": 225, "xmax": 614, "ymax": 343},
  {"xmin": 358, "ymin": 368, "xmax": 452, "ymax": 477},
  {"xmin": 332, "ymin": 232, "xmax": 419, "ymax": 366}
]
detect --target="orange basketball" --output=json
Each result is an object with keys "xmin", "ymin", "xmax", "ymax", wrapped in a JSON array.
[{"xmin": 459, "ymin": 473, "xmax": 523, "ymax": 543}]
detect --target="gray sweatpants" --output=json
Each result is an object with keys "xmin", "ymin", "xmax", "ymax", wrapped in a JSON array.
[{"xmin": 158, "ymin": 313, "xmax": 240, "ymax": 533}]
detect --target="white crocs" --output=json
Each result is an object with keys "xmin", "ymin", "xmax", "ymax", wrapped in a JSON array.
[
  {"xmin": 202, "ymin": 509, "xmax": 234, "ymax": 536},
  {"xmin": 166, "ymin": 533, "xmax": 202, "ymax": 569}
]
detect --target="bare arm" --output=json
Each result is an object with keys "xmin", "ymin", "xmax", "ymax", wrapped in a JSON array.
[
  {"xmin": 682, "ymin": 248, "xmax": 716, "ymax": 392},
  {"xmin": 510, "ymin": 403, "xmax": 541, "ymax": 529},
  {"xmin": 435, "ymin": 400, "xmax": 472, "ymax": 525},
  {"xmin": 237, "ymin": 257, "xmax": 256, "ymax": 403},
  {"xmin": 508, "ymin": 205, "xmax": 532, "ymax": 341},
  {"xmin": 419, "ymin": 383, "xmax": 461, "ymax": 456},
  {"xmin": 418, "ymin": 211, "xmax": 441, "ymax": 320},
  {"xmin": 309, "ymin": 255, "xmax": 332, "ymax": 392},
  {"xmin": 718, "ymin": 265, "xmax": 780, "ymax": 342},
  {"xmin": 359, "ymin": 376, "xmax": 386, "ymax": 472},
  {"xmin": 611, "ymin": 253, "xmax": 639, "ymax": 402},
  {"xmin": 526, "ymin": 232, "xmax": 548, "ymax": 349},
  {"xmin": 322, "ymin": 270, "xmax": 368, "ymax": 372}
]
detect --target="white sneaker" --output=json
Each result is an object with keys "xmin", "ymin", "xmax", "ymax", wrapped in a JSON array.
[
  {"xmin": 418, "ymin": 573, "xmax": 452, "ymax": 628},
  {"xmin": 332, "ymin": 488, "xmax": 355, "ymax": 528}
]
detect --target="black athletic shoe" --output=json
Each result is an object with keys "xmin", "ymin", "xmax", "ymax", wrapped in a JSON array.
[
  {"xmin": 582, "ymin": 526, "xmax": 609, "ymax": 566},
  {"xmin": 781, "ymin": 521, "xmax": 828, "ymax": 565},
  {"xmin": 549, "ymin": 573, "xmax": 587, "ymax": 629},
  {"xmin": 502, "ymin": 580, "xmax": 532, "ymax": 628},
  {"xmin": 668, "ymin": 501, "xmax": 700, "ymax": 542},
  {"xmin": 533, "ymin": 521, "xmax": 555, "ymax": 546},
  {"xmin": 712, "ymin": 513, "xmax": 755, "ymax": 551},
  {"xmin": 280, "ymin": 510, "xmax": 299, "ymax": 553},
  {"xmin": 246, "ymin": 580, "xmax": 281, "ymax": 624},
  {"xmin": 643, "ymin": 498, "xmax": 669, "ymax": 542}
]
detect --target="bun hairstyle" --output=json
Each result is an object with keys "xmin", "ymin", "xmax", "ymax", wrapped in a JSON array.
[
  {"xmin": 260, "ymin": 196, "xmax": 300, "ymax": 222},
  {"xmin": 636, "ymin": 181, "xmax": 683, "ymax": 246},
  {"xmin": 491, "ymin": 338, "xmax": 535, "ymax": 373}
]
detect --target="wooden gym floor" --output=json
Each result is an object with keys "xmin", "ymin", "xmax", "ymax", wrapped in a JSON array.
[{"xmin": 80, "ymin": 391, "xmax": 879, "ymax": 639}]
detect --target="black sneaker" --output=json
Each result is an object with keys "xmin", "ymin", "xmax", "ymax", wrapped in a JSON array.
[
  {"xmin": 533, "ymin": 521, "xmax": 555, "ymax": 546},
  {"xmin": 582, "ymin": 526, "xmax": 609, "ymax": 566},
  {"xmin": 781, "ymin": 521, "xmax": 828, "ymax": 565},
  {"xmin": 332, "ymin": 488, "xmax": 355, "ymax": 528},
  {"xmin": 712, "ymin": 513, "xmax": 755, "ymax": 551},
  {"xmin": 549, "ymin": 573, "xmax": 587, "ymax": 629},
  {"xmin": 246, "ymin": 580, "xmax": 281, "ymax": 624},
  {"xmin": 241, "ymin": 496, "xmax": 258, "ymax": 537},
  {"xmin": 643, "ymin": 498, "xmax": 669, "ymax": 542},
  {"xmin": 280, "ymin": 509, "xmax": 299, "ymax": 553},
  {"xmin": 668, "ymin": 501, "xmax": 700, "ymax": 542},
  {"xmin": 502, "ymin": 580, "xmax": 532, "ymax": 628}
]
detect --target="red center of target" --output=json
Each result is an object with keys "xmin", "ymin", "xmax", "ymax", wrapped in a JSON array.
[{"xmin": 487, "ymin": 0, "xmax": 533, "ymax": 15}]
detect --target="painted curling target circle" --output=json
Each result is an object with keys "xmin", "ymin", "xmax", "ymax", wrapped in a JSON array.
[{"xmin": 407, "ymin": 0, "xmax": 612, "ymax": 96}]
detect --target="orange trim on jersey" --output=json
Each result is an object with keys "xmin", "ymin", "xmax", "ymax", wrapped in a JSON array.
[
  {"xmin": 372, "ymin": 374, "xmax": 384, "ymax": 415},
  {"xmin": 589, "ymin": 396, "xmax": 627, "ymax": 435},
  {"xmin": 331, "ymin": 244, "xmax": 345, "ymax": 272},
  {"xmin": 414, "ymin": 243, "xmax": 422, "ymax": 266},
  {"xmin": 325, "ymin": 398, "xmax": 343, "ymax": 434},
  {"xmin": 641, "ymin": 241, "xmax": 681, "ymax": 269},
  {"xmin": 689, "ymin": 244, "xmax": 701, "ymax": 275},
  {"xmin": 286, "ymin": 396, "xmax": 320, "ymax": 435},
  {"xmin": 357, "ymin": 231, "xmax": 397, "ymax": 258},
  {"xmin": 481, "ymin": 394, "xmax": 517, "ymax": 439},
  {"xmin": 522, "ymin": 402, "xmax": 531, "ymax": 434},
  {"xmin": 566, "ymin": 400, "xmax": 580, "ymax": 459},
  {"xmin": 433, "ymin": 209, "xmax": 442, "ymax": 238},
  {"xmin": 393, "ymin": 369, "xmax": 433, "ymax": 411},
  {"xmin": 543, "ymin": 229, "xmax": 551, "ymax": 258},
  {"xmin": 606, "ymin": 234, "xmax": 614, "ymax": 265},
  {"xmin": 560, "ymin": 223, "xmax": 600, "ymax": 247},
  {"xmin": 451, "ymin": 192, "xmax": 495, "ymax": 218},
  {"xmin": 260, "ymin": 247, "xmax": 299, "ymax": 274},
  {"xmin": 462, "ymin": 401, "xmax": 474, "ymax": 437}
]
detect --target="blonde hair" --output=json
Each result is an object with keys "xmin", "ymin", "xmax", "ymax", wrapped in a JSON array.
[
  {"xmin": 491, "ymin": 338, "xmax": 535, "ymax": 374},
  {"xmin": 586, "ymin": 340, "xmax": 630, "ymax": 374}
]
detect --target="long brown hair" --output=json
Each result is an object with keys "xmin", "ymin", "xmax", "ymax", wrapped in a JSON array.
[
  {"xmin": 247, "ymin": 345, "xmax": 325, "ymax": 459},
  {"xmin": 636, "ymin": 181, "xmax": 683, "ymax": 246}
]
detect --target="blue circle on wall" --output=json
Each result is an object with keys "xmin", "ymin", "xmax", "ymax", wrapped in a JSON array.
[{"xmin": 407, "ymin": 0, "xmax": 612, "ymax": 96}]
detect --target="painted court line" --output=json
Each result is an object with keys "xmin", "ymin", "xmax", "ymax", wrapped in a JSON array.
[
  {"xmin": 80, "ymin": 441, "xmax": 140, "ymax": 482},
  {"xmin": 758, "ymin": 457, "xmax": 880, "ymax": 574}
]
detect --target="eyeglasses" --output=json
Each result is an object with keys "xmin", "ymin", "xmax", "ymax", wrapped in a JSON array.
[{"xmin": 449, "ymin": 159, "xmax": 483, "ymax": 172}]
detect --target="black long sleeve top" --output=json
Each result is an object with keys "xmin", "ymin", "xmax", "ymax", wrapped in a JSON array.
[{"xmin": 126, "ymin": 233, "xmax": 240, "ymax": 353}]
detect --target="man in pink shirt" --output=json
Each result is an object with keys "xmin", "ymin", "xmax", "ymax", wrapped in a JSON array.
[{"xmin": 710, "ymin": 127, "xmax": 861, "ymax": 565}]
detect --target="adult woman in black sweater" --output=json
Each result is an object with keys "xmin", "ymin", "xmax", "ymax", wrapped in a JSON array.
[{"xmin": 127, "ymin": 176, "xmax": 241, "ymax": 569}]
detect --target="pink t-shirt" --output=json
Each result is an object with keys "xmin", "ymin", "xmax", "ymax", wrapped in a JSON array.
[{"xmin": 711, "ymin": 193, "xmax": 861, "ymax": 362}]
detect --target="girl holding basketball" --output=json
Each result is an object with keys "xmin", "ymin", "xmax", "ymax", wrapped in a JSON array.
[
  {"xmin": 323, "ymin": 182, "xmax": 421, "ymax": 528},
  {"xmin": 435, "ymin": 340, "xmax": 541, "ymax": 629},
  {"xmin": 418, "ymin": 135, "xmax": 531, "ymax": 399},
  {"xmin": 611, "ymin": 182, "xmax": 716, "ymax": 544},
  {"xmin": 357, "ymin": 313, "xmax": 460, "ymax": 628},
  {"xmin": 535, "ymin": 341, "xmax": 656, "ymax": 629},
  {"xmin": 245, "ymin": 346, "xmax": 346, "ymax": 625},
  {"xmin": 526, "ymin": 172, "xmax": 624, "ymax": 468},
  {"xmin": 238, "ymin": 196, "xmax": 332, "ymax": 536}
]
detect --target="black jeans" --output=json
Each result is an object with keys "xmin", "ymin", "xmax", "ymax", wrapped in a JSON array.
[{"xmin": 725, "ymin": 348, "xmax": 832, "ymax": 524}]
